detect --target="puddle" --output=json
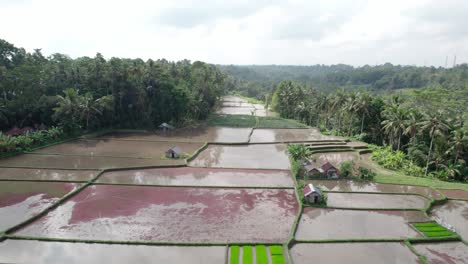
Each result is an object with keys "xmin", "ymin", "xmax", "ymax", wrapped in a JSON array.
[
  {"xmin": 291, "ymin": 242, "xmax": 421, "ymax": 264},
  {"xmin": 296, "ymin": 208, "xmax": 427, "ymax": 240},
  {"xmin": 0, "ymin": 240, "xmax": 225, "ymax": 264},
  {"xmin": 0, "ymin": 181, "xmax": 79, "ymax": 231},
  {"xmin": 32, "ymin": 140, "xmax": 203, "ymax": 159},
  {"xmin": 0, "ymin": 168, "xmax": 98, "ymax": 181},
  {"xmin": 311, "ymin": 180, "xmax": 443, "ymax": 200},
  {"xmin": 326, "ymin": 193, "xmax": 429, "ymax": 209},
  {"xmin": 188, "ymin": 144, "xmax": 290, "ymax": 170},
  {"xmin": 413, "ymin": 242, "xmax": 468, "ymax": 264},
  {"xmin": 99, "ymin": 127, "xmax": 252, "ymax": 143},
  {"xmin": 16, "ymin": 185, "xmax": 298, "ymax": 242},
  {"xmin": 216, "ymin": 107, "xmax": 255, "ymax": 115},
  {"xmin": 436, "ymin": 189, "xmax": 468, "ymax": 200},
  {"xmin": 0, "ymin": 154, "xmax": 183, "ymax": 169},
  {"xmin": 430, "ymin": 200, "xmax": 468, "ymax": 240},
  {"xmin": 250, "ymin": 128, "xmax": 343, "ymax": 143},
  {"xmin": 98, "ymin": 167, "xmax": 294, "ymax": 187}
]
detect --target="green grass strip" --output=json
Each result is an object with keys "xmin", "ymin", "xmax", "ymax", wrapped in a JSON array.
[
  {"xmin": 242, "ymin": 246, "xmax": 253, "ymax": 264},
  {"xmin": 415, "ymin": 227, "xmax": 448, "ymax": 232},
  {"xmin": 271, "ymin": 254, "xmax": 285, "ymax": 264},
  {"xmin": 404, "ymin": 240, "xmax": 429, "ymax": 264},
  {"xmin": 412, "ymin": 222, "xmax": 439, "ymax": 227},
  {"xmin": 230, "ymin": 245, "xmax": 240, "ymax": 264},
  {"xmin": 255, "ymin": 245, "xmax": 268, "ymax": 264},
  {"xmin": 269, "ymin": 245, "xmax": 283, "ymax": 255},
  {"xmin": 423, "ymin": 231, "xmax": 456, "ymax": 237}
]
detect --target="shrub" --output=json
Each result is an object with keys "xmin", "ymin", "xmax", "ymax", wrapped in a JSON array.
[
  {"xmin": 340, "ymin": 160, "xmax": 355, "ymax": 177},
  {"xmin": 287, "ymin": 144, "xmax": 309, "ymax": 161},
  {"xmin": 358, "ymin": 167, "xmax": 376, "ymax": 181}
]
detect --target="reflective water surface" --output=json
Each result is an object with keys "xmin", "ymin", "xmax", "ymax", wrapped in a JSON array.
[
  {"xmin": 431, "ymin": 200, "xmax": 468, "ymax": 240},
  {"xmin": 326, "ymin": 193, "xmax": 429, "ymax": 209},
  {"xmin": 250, "ymin": 128, "xmax": 343, "ymax": 143},
  {"xmin": 0, "ymin": 168, "xmax": 97, "ymax": 181},
  {"xmin": 413, "ymin": 242, "xmax": 468, "ymax": 264}
]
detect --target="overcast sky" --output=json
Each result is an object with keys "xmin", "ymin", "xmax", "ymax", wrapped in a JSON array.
[{"xmin": 1, "ymin": 0, "xmax": 467, "ymax": 66}]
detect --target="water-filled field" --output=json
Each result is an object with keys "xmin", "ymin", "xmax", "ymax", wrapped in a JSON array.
[
  {"xmin": 250, "ymin": 128, "xmax": 343, "ymax": 143},
  {"xmin": 188, "ymin": 144, "xmax": 290, "ymax": 169},
  {"xmin": 216, "ymin": 107, "xmax": 255, "ymax": 115},
  {"xmin": 309, "ymin": 151, "xmax": 359, "ymax": 167},
  {"xmin": 0, "ymin": 168, "xmax": 98, "ymax": 181},
  {"xmin": 16, "ymin": 185, "xmax": 299, "ymax": 242},
  {"xmin": 326, "ymin": 193, "xmax": 429, "ymax": 209},
  {"xmin": 413, "ymin": 242, "xmax": 468, "ymax": 264},
  {"xmin": 98, "ymin": 167, "xmax": 294, "ymax": 187},
  {"xmin": 436, "ymin": 189, "xmax": 468, "ymax": 200},
  {"xmin": 430, "ymin": 200, "xmax": 468, "ymax": 240}
]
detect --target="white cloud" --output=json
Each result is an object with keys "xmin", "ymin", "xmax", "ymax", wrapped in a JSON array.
[{"xmin": 0, "ymin": 0, "xmax": 467, "ymax": 66}]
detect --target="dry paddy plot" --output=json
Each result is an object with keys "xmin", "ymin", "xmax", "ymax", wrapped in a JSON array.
[
  {"xmin": 250, "ymin": 128, "xmax": 343, "ymax": 143},
  {"xmin": 431, "ymin": 200, "xmax": 468, "ymax": 240},
  {"xmin": 296, "ymin": 208, "xmax": 428, "ymax": 240},
  {"xmin": 437, "ymin": 189, "xmax": 468, "ymax": 200},
  {"xmin": 311, "ymin": 180, "xmax": 443, "ymax": 200},
  {"xmin": 413, "ymin": 242, "xmax": 468, "ymax": 264},
  {"xmin": 0, "ymin": 168, "xmax": 98, "ymax": 181},
  {"xmin": 98, "ymin": 167, "xmax": 294, "ymax": 187},
  {"xmin": 99, "ymin": 127, "xmax": 252, "ymax": 143},
  {"xmin": 291, "ymin": 242, "xmax": 421, "ymax": 264},
  {"xmin": 0, "ymin": 181, "xmax": 79, "ymax": 231},
  {"xmin": 326, "ymin": 193, "xmax": 429, "ymax": 209},
  {"xmin": 0, "ymin": 153, "xmax": 182, "ymax": 169},
  {"xmin": 0, "ymin": 240, "xmax": 225, "ymax": 264},
  {"xmin": 16, "ymin": 185, "xmax": 299, "ymax": 242},
  {"xmin": 188, "ymin": 144, "xmax": 291, "ymax": 170}
]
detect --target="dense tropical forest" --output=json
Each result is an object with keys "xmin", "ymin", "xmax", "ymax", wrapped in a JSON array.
[{"xmin": 0, "ymin": 38, "xmax": 226, "ymax": 133}]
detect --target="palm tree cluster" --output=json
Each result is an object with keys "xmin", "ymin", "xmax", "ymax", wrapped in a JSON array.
[{"xmin": 271, "ymin": 80, "xmax": 467, "ymax": 181}]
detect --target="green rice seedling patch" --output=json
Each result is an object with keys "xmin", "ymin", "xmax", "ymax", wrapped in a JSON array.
[
  {"xmin": 423, "ymin": 231, "xmax": 456, "ymax": 237},
  {"xmin": 269, "ymin": 245, "xmax": 283, "ymax": 255},
  {"xmin": 269, "ymin": 245, "xmax": 285, "ymax": 264},
  {"xmin": 242, "ymin": 246, "xmax": 253, "ymax": 264},
  {"xmin": 271, "ymin": 254, "xmax": 285, "ymax": 264},
  {"xmin": 230, "ymin": 245, "xmax": 240, "ymax": 264},
  {"xmin": 411, "ymin": 222, "xmax": 457, "ymax": 238},
  {"xmin": 255, "ymin": 245, "xmax": 268, "ymax": 264}
]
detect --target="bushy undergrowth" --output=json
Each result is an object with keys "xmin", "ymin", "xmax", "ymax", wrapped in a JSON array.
[
  {"xmin": 0, "ymin": 127, "xmax": 64, "ymax": 153},
  {"xmin": 370, "ymin": 145, "xmax": 425, "ymax": 177}
]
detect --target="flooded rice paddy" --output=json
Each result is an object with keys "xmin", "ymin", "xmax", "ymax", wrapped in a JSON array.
[
  {"xmin": 430, "ymin": 200, "xmax": 468, "ymax": 240},
  {"xmin": 311, "ymin": 180, "xmax": 443, "ymax": 200},
  {"xmin": 436, "ymin": 189, "xmax": 468, "ymax": 200},
  {"xmin": 216, "ymin": 107, "xmax": 255, "ymax": 115},
  {"xmin": 99, "ymin": 127, "xmax": 252, "ymax": 143},
  {"xmin": 0, "ymin": 240, "xmax": 225, "ymax": 264},
  {"xmin": 309, "ymin": 151, "xmax": 359, "ymax": 167},
  {"xmin": 291, "ymin": 242, "xmax": 420, "ymax": 264},
  {"xmin": 249, "ymin": 128, "xmax": 343, "ymax": 143},
  {"xmin": 16, "ymin": 185, "xmax": 299, "ymax": 242},
  {"xmin": 326, "ymin": 193, "xmax": 429, "ymax": 209},
  {"xmin": 222, "ymin": 96, "xmax": 247, "ymax": 103},
  {"xmin": 295, "ymin": 208, "xmax": 427, "ymax": 240},
  {"xmin": 98, "ymin": 167, "xmax": 294, "ymax": 187},
  {"xmin": 0, "ymin": 168, "xmax": 98, "ymax": 181},
  {"xmin": 412, "ymin": 242, "xmax": 468, "ymax": 264},
  {"xmin": 188, "ymin": 144, "xmax": 290, "ymax": 169},
  {"xmin": 32, "ymin": 139, "xmax": 203, "ymax": 159},
  {"xmin": 0, "ymin": 181, "xmax": 79, "ymax": 231},
  {"xmin": 0, "ymin": 153, "xmax": 183, "ymax": 169}
]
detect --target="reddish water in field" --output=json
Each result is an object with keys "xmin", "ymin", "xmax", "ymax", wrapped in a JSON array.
[
  {"xmin": 32, "ymin": 139, "xmax": 203, "ymax": 158},
  {"xmin": 98, "ymin": 167, "xmax": 294, "ymax": 187},
  {"xmin": 0, "ymin": 154, "xmax": 183, "ymax": 169},
  {"xmin": 16, "ymin": 185, "xmax": 299, "ymax": 242},
  {"xmin": 0, "ymin": 240, "xmax": 225, "ymax": 264},
  {"xmin": 250, "ymin": 128, "xmax": 343, "ymax": 143},
  {"xmin": 188, "ymin": 144, "xmax": 290, "ymax": 169},
  {"xmin": 413, "ymin": 242, "xmax": 468, "ymax": 264},
  {"xmin": 0, "ymin": 168, "xmax": 97, "ymax": 181},
  {"xmin": 291, "ymin": 242, "xmax": 421, "ymax": 264},
  {"xmin": 295, "ymin": 208, "xmax": 427, "ymax": 240},
  {"xmin": 431, "ymin": 200, "xmax": 468, "ymax": 240},
  {"xmin": 0, "ymin": 181, "xmax": 79, "ymax": 231},
  {"xmin": 326, "ymin": 193, "xmax": 429, "ymax": 209},
  {"xmin": 311, "ymin": 180, "xmax": 444, "ymax": 200},
  {"xmin": 99, "ymin": 127, "xmax": 252, "ymax": 143},
  {"xmin": 437, "ymin": 189, "xmax": 468, "ymax": 200}
]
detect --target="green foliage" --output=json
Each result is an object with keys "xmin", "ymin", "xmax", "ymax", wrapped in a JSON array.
[
  {"xmin": 340, "ymin": 160, "xmax": 355, "ymax": 177},
  {"xmin": 269, "ymin": 246, "xmax": 285, "ymax": 264},
  {"xmin": 290, "ymin": 159, "xmax": 303, "ymax": 179},
  {"xmin": 269, "ymin": 245, "xmax": 283, "ymax": 255},
  {"xmin": 411, "ymin": 222, "xmax": 457, "ymax": 238},
  {"xmin": 255, "ymin": 245, "xmax": 268, "ymax": 264},
  {"xmin": 206, "ymin": 114, "xmax": 256, "ymax": 127},
  {"xmin": 257, "ymin": 116, "xmax": 308, "ymax": 128},
  {"xmin": 287, "ymin": 144, "xmax": 309, "ymax": 161},
  {"xmin": 358, "ymin": 167, "xmax": 376, "ymax": 181},
  {"xmin": 242, "ymin": 246, "xmax": 253, "ymax": 264},
  {"xmin": 230, "ymin": 246, "xmax": 239, "ymax": 264},
  {"xmin": 0, "ymin": 127, "xmax": 64, "ymax": 153}
]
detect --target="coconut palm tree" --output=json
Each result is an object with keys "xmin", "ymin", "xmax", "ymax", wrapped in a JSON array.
[
  {"xmin": 448, "ymin": 129, "xmax": 466, "ymax": 164},
  {"xmin": 381, "ymin": 104, "xmax": 408, "ymax": 150},
  {"xmin": 354, "ymin": 92, "xmax": 372, "ymax": 135}
]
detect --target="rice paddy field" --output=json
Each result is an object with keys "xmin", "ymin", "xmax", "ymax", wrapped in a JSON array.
[{"xmin": 1, "ymin": 96, "xmax": 467, "ymax": 263}]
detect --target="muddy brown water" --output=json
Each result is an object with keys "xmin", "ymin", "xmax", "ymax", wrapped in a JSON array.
[
  {"xmin": 250, "ymin": 128, "xmax": 343, "ymax": 143},
  {"xmin": 291, "ymin": 242, "xmax": 421, "ymax": 264},
  {"xmin": 311, "ymin": 180, "xmax": 443, "ymax": 200},
  {"xmin": 295, "ymin": 208, "xmax": 428, "ymax": 240},
  {"xmin": 413, "ymin": 242, "xmax": 468, "ymax": 264},
  {"xmin": 188, "ymin": 144, "xmax": 291, "ymax": 170},
  {"xmin": 326, "ymin": 193, "xmax": 429, "ymax": 209},
  {"xmin": 99, "ymin": 127, "xmax": 252, "ymax": 143},
  {"xmin": 0, "ymin": 181, "xmax": 79, "ymax": 231},
  {"xmin": 16, "ymin": 185, "xmax": 299, "ymax": 242},
  {"xmin": 437, "ymin": 189, "xmax": 468, "ymax": 200},
  {"xmin": 431, "ymin": 200, "xmax": 468, "ymax": 240},
  {"xmin": 0, "ymin": 240, "xmax": 225, "ymax": 264},
  {"xmin": 216, "ymin": 107, "xmax": 255, "ymax": 115},
  {"xmin": 98, "ymin": 167, "xmax": 294, "ymax": 187},
  {"xmin": 0, "ymin": 154, "xmax": 183, "ymax": 169},
  {"xmin": 32, "ymin": 139, "xmax": 203, "ymax": 158},
  {"xmin": 0, "ymin": 168, "xmax": 98, "ymax": 181}
]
